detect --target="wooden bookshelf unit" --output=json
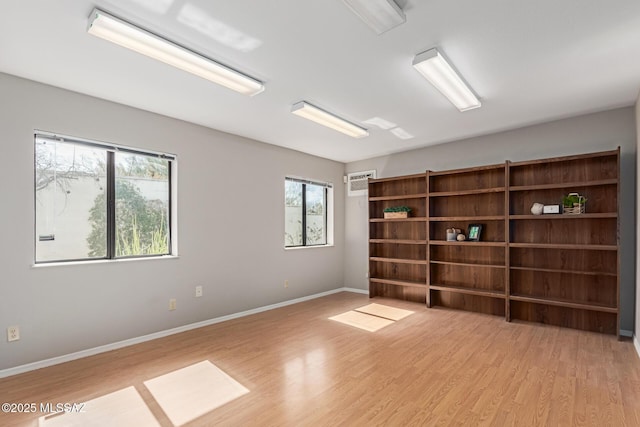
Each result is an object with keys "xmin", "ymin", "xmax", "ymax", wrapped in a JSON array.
[
  {"xmin": 508, "ymin": 150, "xmax": 620, "ymax": 335},
  {"xmin": 368, "ymin": 148, "xmax": 620, "ymax": 336},
  {"xmin": 428, "ymin": 164, "xmax": 508, "ymax": 317},
  {"xmin": 369, "ymin": 173, "xmax": 427, "ymax": 303}
]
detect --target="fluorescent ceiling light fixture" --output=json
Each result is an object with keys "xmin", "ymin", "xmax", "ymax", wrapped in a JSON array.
[
  {"xmin": 363, "ymin": 116, "xmax": 397, "ymax": 130},
  {"xmin": 291, "ymin": 102, "xmax": 368, "ymax": 138},
  {"xmin": 390, "ymin": 127, "xmax": 414, "ymax": 140},
  {"xmin": 412, "ymin": 48, "xmax": 481, "ymax": 111},
  {"xmin": 87, "ymin": 8, "xmax": 264, "ymax": 96},
  {"xmin": 341, "ymin": 0, "xmax": 405, "ymax": 35}
]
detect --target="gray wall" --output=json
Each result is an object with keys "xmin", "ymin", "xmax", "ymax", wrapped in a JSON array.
[
  {"xmin": 0, "ymin": 73, "xmax": 345, "ymax": 370},
  {"xmin": 345, "ymin": 108, "xmax": 637, "ymax": 333}
]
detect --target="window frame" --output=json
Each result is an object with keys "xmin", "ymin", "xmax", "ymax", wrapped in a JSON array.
[
  {"xmin": 34, "ymin": 131, "xmax": 175, "ymax": 264},
  {"xmin": 284, "ymin": 176, "xmax": 332, "ymax": 249}
]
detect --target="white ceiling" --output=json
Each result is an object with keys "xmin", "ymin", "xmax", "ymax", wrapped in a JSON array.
[{"xmin": 2, "ymin": 1, "xmax": 640, "ymax": 163}]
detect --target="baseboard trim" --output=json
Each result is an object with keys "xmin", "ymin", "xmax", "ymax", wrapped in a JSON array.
[
  {"xmin": 620, "ymin": 329, "xmax": 634, "ymax": 338},
  {"xmin": 634, "ymin": 335, "xmax": 640, "ymax": 360},
  {"xmin": 342, "ymin": 287, "xmax": 368, "ymax": 295},
  {"xmin": 0, "ymin": 287, "xmax": 364, "ymax": 379}
]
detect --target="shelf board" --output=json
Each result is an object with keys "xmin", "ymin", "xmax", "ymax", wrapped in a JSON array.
[
  {"xmin": 369, "ymin": 257, "xmax": 427, "ymax": 265},
  {"xmin": 509, "ymin": 150, "xmax": 619, "ymax": 167},
  {"xmin": 430, "ymin": 284, "xmax": 506, "ymax": 299},
  {"xmin": 429, "ymin": 163, "xmax": 505, "ymax": 176},
  {"xmin": 370, "ymin": 217, "xmax": 428, "ymax": 223},
  {"xmin": 429, "ymin": 240, "xmax": 507, "ymax": 247},
  {"xmin": 510, "ymin": 266, "xmax": 617, "ymax": 277},
  {"xmin": 428, "ymin": 215, "xmax": 505, "ymax": 222},
  {"xmin": 429, "ymin": 187, "xmax": 505, "ymax": 197},
  {"xmin": 369, "ymin": 173, "xmax": 425, "ymax": 184},
  {"xmin": 369, "ymin": 193, "xmax": 427, "ymax": 201},
  {"xmin": 509, "ymin": 294, "xmax": 618, "ymax": 313},
  {"xmin": 509, "ymin": 179, "xmax": 617, "ymax": 192},
  {"xmin": 509, "ymin": 213, "xmax": 617, "ymax": 220},
  {"xmin": 509, "ymin": 243, "xmax": 617, "ymax": 251},
  {"xmin": 431, "ymin": 260, "xmax": 506, "ymax": 269},
  {"xmin": 370, "ymin": 277, "xmax": 426, "ymax": 288},
  {"xmin": 369, "ymin": 239, "xmax": 427, "ymax": 245}
]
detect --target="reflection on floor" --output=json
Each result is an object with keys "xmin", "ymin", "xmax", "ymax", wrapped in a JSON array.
[
  {"xmin": 329, "ymin": 303, "xmax": 414, "ymax": 331},
  {"xmin": 38, "ymin": 361, "xmax": 248, "ymax": 427}
]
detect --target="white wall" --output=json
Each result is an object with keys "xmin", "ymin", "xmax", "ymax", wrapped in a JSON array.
[
  {"xmin": 345, "ymin": 108, "xmax": 637, "ymax": 333},
  {"xmin": 0, "ymin": 73, "xmax": 346, "ymax": 371}
]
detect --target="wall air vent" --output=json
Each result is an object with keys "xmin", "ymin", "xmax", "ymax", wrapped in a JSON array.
[{"xmin": 347, "ymin": 170, "xmax": 376, "ymax": 197}]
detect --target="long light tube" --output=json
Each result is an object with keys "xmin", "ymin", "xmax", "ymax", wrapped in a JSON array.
[
  {"xmin": 87, "ymin": 8, "xmax": 264, "ymax": 96},
  {"xmin": 412, "ymin": 48, "xmax": 480, "ymax": 111},
  {"xmin": 291, "ymin": 102, "xmax": 368, "ymax": 138}
]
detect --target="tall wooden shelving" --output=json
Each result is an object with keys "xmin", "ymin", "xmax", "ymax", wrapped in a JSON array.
[
  {"xmin": 368, "ymin": 174, "xmax": 428, "ymax": 303},
  {"xmin": 427, "ymin": 164, "xmax": 508, "ymax": 316},
  {"xmin": 507, "ymin": 149, "xmax": 620, "ymax": 335},
  {"xmin": 368, "ymin": 148, "xmax": 620, "ymax": 336}
]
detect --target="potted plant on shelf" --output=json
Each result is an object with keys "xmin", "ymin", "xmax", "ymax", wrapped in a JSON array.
[
  {"xmin": 562, "ymin": 192, "xmax": 586, "ymax": 214},
  {"xmin": 383, "ymin": 206, "xmax": 412, "ymax": 219}
]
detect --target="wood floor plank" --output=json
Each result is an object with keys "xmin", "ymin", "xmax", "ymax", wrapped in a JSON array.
[{"xmin": 0, "ymin": 292, "xmax": 639, "ymax": 427}]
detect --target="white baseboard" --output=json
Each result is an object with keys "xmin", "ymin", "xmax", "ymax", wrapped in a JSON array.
[
  {"xmin": 634, "ymin": 335, "xmax": 640, "ymax": 360},
  {"xmin": 342, "ymin": 287, "xmax": 368, "ymax": 294},
  {"xmin": 0, "ymin": 287, "xmax": 365, "ymax": 379}
]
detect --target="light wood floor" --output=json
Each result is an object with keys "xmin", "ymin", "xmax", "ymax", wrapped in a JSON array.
[{"xmin": 1, "ymin": 292, "xmax": 639, "ymax": 426}]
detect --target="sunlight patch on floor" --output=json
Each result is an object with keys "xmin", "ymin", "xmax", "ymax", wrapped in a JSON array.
[
  {"xmin": 144, "ymin": 360, "xmax": 249, "ymax": 426},
  {"xmin": 354, "ymin": 303, "xmax": 414, "ymax": 321},
  {"xmin": 39, "ymin": 386, "xmax": 159, "ymax": 427}
]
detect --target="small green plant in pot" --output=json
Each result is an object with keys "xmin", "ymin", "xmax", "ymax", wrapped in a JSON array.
[
  {"xmin": 562, "ymin": 193, "xmax": 586, "ymax": 214},
  {"xmin": 383, "ymin": 206, "xmax": 412, "ymax": 219}
]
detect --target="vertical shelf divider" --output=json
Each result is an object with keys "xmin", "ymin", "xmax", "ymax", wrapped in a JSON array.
[
  {"xmin": 616, "ymin": 150, "xmax": 621, "ymax": 337},
  {"xmin": 504, "ymin": 160, "xmax": 511, "ymax": 322},
  {"xmin": 426, "ymin": 170, "xmax": 431, "ymax": 308}
]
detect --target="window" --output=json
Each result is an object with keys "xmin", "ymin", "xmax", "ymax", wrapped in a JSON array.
[
  {"xmin": 35, "ymin": 133, "xmax": 174, "ymax": 263},
  {"xmin": 284, "ymin": 177, "xmax": 332, "ymax": 247}
]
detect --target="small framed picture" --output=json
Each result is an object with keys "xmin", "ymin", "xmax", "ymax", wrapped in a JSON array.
[{"xmin": 467, "ymin": 224, "xmax": 483, "ymax": 241}]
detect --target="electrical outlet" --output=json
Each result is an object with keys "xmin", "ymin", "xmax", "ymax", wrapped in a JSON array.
[
  {"xmin": 169, "ymin": 298, "xmax": 177, "ymax": 311},
  {"xmin": 7, "ymin": 326, "xmax": 19, "ymax": 342},
  {"xmin": 284, "ymin": 280, "xmax": 289, "ymax": 288},
  {"xmin": 195, "ymin": 286, "xmax": 203, "ymax": 298}
]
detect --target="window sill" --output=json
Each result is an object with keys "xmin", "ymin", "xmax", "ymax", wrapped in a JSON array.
[
  {"xmin": 32, "ymin": 255, "xmax": 179, "ymax": 268},
  {"xmin": 284, "ymin": 244, "xmax": 334, "ymax": 251}
]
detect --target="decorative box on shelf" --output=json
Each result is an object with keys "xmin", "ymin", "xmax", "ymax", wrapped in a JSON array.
[
  {"xmin": 543, "ymin": 204, "xmax": 561, "ymax": 214},
  {"xmin": 383, "ymin": 206, "xmax": 411, "ymax": 219},
  {"xmin": 384, "ymin": 211, "xmax": 408, "ymax": 219}
]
